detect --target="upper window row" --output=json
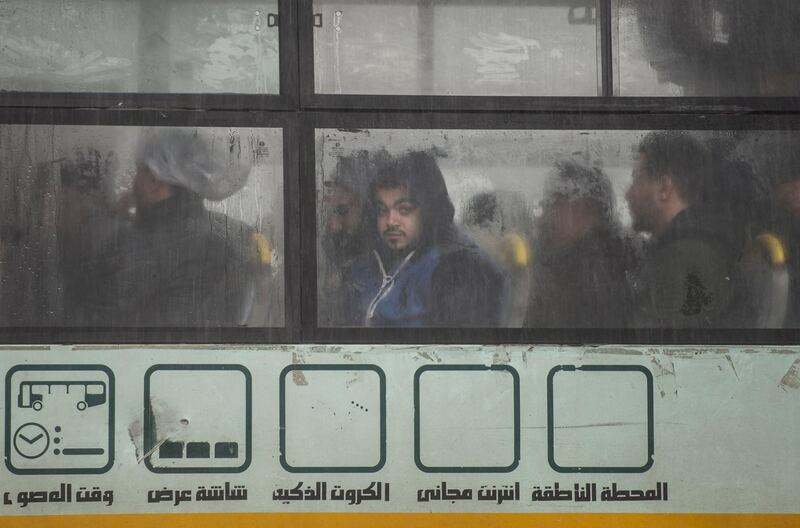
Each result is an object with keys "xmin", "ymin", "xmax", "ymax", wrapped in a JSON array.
[{"xmin": 1, "ymin": 0, "xmax": 798, "ymax": 98}]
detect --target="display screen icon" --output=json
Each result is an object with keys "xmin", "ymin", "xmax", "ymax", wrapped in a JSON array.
[{"xmin": 143, "ymin": 364, "xmax": 251, "ymax": 474}]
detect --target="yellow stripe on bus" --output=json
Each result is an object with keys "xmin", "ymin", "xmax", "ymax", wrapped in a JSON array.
[{"xmin": 0, "ymin": 513, "xmax": 798, "ymax": 528}]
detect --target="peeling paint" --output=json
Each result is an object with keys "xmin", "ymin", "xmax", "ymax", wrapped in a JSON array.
[
  {"xmin": 127, "ymin": 419, "xmax": 143, "ymax": 462},
  {"xmin": 345, "ymin": 371, "xmax": 362, "ymax": 388},
  {"xmin": 71, "ymin": 344, "xmax": 222, "ymax": 351},
  {"xmin": 416, "ymin": 350, "xmax": 442, "ymax": 363},
  {"xmin": 492, "ymin": 349, "xmax": 511, "ymax": 365},
  {"xmin": 291, "ymin": 352, "xmax": 309, "ymax": 385},
  {"xmin": 587, "ymin": 347, "xmax": 644, "ymax": 356},
  {"xmin": 779, "ymin": 359, "xmax": 800, "ymax": 391}
]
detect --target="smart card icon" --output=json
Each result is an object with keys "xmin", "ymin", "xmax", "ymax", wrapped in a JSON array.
[{"xmin": 5, "ymin": 365, "xmax": 115, "ymax": 474}]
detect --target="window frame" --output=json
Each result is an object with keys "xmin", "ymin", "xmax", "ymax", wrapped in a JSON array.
[{"xmin": 0, "ymin": 0, "xmax": 799, "ymax": 345}]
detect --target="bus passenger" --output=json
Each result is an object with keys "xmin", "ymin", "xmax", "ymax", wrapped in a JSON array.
[
  {"xmin": 525, "ymin": 159, "xmax": 641, "ymax": 328},
  {"xmin": 462, "ymin": 191, "xmax": 534, "ymax": 327},
  {"xmin": 625, "ymin": 132, "xmax": 741, "ymax": 328},
  {"xmin": 347, "ymin": 151, "xmax": 504, "ymax": 327},
  {"xmin": 319, "ymin": 150, "xmax": 389, "ymax": 326},
  {"xmin": 768, "ymin": 144, "xmax": 800, "ymax": 327},
  {"xmin": 56, "ymin": 149, "xmax": 125, "ymax": 326},
  {"xmin": 112, "ymin": 129, "xmax": 261, "ymax": 326}
]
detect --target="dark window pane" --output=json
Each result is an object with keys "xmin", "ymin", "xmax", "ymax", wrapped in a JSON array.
[
  {"xmin": 313, "ymin": 0, "xmax": 600, "ymax": 96},
  {"xmin": 0, "ymin": 126, "xmax": 284, "ymax": 327},
  {"xmin": 0, "ymin": 1, "xmax": 280, "ymax": 93},
  {"xmin": 616, "ymin": 0, "xmax": 800, "ymax": 96}
]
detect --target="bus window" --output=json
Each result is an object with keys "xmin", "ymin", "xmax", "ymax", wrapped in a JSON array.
[
  {"xmin": 0, "ymin": 125, "xmax": 285, "ymax": 328},
  {"xmin": 0, "ymin": 0, "xmax": 280, "ymax": 94},
  {"xmin": 316, "ymin": 128, "xmax": 800, "ymax": 330},
  {"xmin": 616, "ymin": 0, "xmax": 800, "ymax": 96},
  {"xmin": 313, "ymin": 0, "xmax": 600, "ymax": 96}
]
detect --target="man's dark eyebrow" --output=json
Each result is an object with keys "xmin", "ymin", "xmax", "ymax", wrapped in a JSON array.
[{"xmin": 393, "ymin": 198, "xmax": 416, "ymax": 207}]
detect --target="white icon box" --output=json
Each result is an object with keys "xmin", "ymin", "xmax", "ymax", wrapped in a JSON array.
[
  {"xmin": 548, "ymin": 365, "xmax": 653, "ymax": 472},
  {"xmin": 415, "ymin": 365, "xmax": 519, "ymax": 472},
  {"xmin": 5, "ymin": 365, "xmax": 114, "ymax": 474},
  {"xmin": 144, "ymin": 365, "xmax": 251, "ymax": 473},
  {"xmin": 280, "ymin": 365, "xmax": 385, "ymax": 472}
]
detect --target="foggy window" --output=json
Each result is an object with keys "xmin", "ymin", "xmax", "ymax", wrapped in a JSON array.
[
  {"xmin": 0, "ymin": 126, "xmax": 284, "ymax": 327},
  {"xmin": 316, "ymin": 128, "xmax": 800, "ymax": 329},
  {"xmin": 616, "ymin": 0, "xmax": 800, "ymax": 96},
  {"xmin": 0, "ymin": 1, "xmax": 280, "ymax": 93},
  {"xmin": 313, "ymin": 0, "xmax": 600, "ymax": 96}
]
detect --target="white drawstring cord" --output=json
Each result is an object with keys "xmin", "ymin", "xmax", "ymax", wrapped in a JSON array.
[{"xmin": 365, "ymin": 249, "xmax": 416, "ymax": 325}]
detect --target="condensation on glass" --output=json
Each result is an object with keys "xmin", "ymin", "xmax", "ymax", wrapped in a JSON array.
[
  {"xmin": 0, "ymin": 125, "xmax": 284, "ymax": 327},
  {"xmin": 0, "ymin": 1, "xmax": 280, "ymax": 93},
  {"xmin": 316, "ymin": 128, "xmax": 800, "ymax": 330},
  {"xmin": 615, "ymin": 0, "xmax": 800, "ymax": 96},
  {"xmin": 313, "ymin": 0, "xmax": 600, "ymax": 96}
]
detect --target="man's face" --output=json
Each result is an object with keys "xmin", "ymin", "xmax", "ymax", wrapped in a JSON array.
[
  {"xmin": 539, "ymin": 194, "xmax": 597, "ymax": 253},
  {"xmin": 133, "ymin": 164, "xmax": 155, "ymax": 210},
  {"xmin": 322, "ymin": 187, "xmax": 363, "ymax": 261},
  {"xmin": 324, "ymin": 188, "xmax": 361, "ymax": 237},
  {"xmin": 375, "ymin": 186, "xmax": 421, "ymax": 251},
  {"xmin": 625, "ymin": 154, "xmax": 661, "ymax": 233},
  {"xmin": 777, "ymin": 179, "xmax": 800, "ymax": 220}
]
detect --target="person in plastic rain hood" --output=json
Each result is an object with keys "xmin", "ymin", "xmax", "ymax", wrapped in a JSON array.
[
  {"xmin": 111, "ymin": 128, "xmax": 261, "ymax": 327},
  {"xmin": 346, "ymin": 151, "xmax": 504, "ymax": 327}
]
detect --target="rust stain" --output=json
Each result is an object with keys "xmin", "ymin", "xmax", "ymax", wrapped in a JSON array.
[{"xmin": 779, "ymin": 359, "xmax": 800, "ymax": 391}]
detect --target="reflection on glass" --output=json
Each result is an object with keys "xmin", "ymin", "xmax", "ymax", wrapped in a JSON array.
[
  {"xmin": 0, "ymin": 126, "xmax": 284, "ymax": 327},
  {"xmin": 316, "ymin": 128, "xmax": 800, "ymax": 329},
  {"xmin": 616, "ymin": 0, "xmax": 800, "ymax": 96},
  {"xmin": 313, "ymin": 0, "xmax": 599, "ymax": 96},
  {"xmin": 0, "ymin": 1, "xmax": 279, "ymax": 93}
]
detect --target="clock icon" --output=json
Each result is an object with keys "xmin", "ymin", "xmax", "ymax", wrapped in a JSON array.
[{"xmin": 13, "ymin": 423, "xmax": 50, "ymax": 459}]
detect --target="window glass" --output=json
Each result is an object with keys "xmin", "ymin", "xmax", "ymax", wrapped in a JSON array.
[
  {"xmin": 313, "ymin": 0, "xmax": 600, "ymax": 96},
  {"xmin": 616, "ymin": 0, "xmax": 800, "ymax": 96},
  {"xmin": 316, "ymin": 128, "xmax": 800, "ymax": 329},
  {"xmin": 0, "ymin": 125, "xmax": 284, "ymax": 327},
  {"xmin": 0, "ymin": 1, "xmax": 280, "ymax": 93}
]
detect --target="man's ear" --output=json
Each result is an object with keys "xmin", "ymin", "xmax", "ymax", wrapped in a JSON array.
[
  {"xmin": 144, "ymin": 172, "xmax": 163, "ymax": 193},
  {"xmin": 657, "ymin": 173, "xmax": 676, "ymax": 202},
  {"xmin": 146, "ymin": 173, "xmax": 174, "ymax": 200}
]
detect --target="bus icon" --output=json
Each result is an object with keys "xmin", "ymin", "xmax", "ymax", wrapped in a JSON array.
[
  {"xmin": 17, "ymin": 381, "xmax": 107, "ymax": 411},
  {"xmin": 5, "ymin": 364, "xmax": 114, "ymax": 475}
]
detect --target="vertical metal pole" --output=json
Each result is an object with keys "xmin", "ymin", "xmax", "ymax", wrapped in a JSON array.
[
  {"xmin": 599, "ymin": 0, "xmax": 615, "ymax": 97},
  {"xmin": 418, "ymin": 0, "xmax": 435, "ymax": 95},
  {"xmin": 137, "ymin": 0, "xmax": 172, "ymax": 92}
]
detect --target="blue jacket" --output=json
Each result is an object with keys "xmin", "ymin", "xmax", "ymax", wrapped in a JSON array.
[{"xmin": 348, "ymin": 236, "xmax": 504, "ymax": 327}]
